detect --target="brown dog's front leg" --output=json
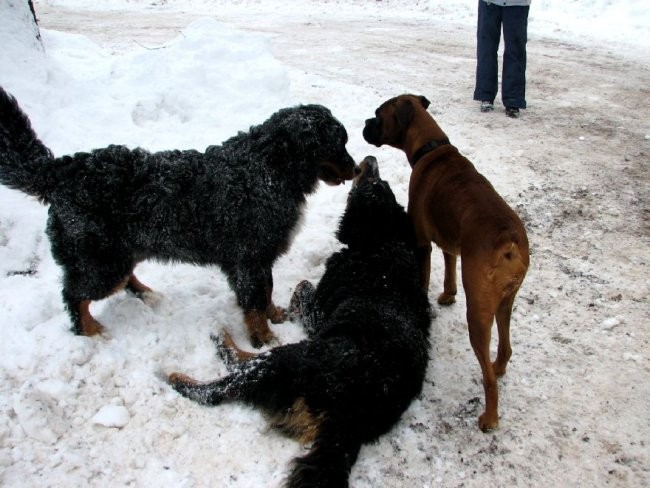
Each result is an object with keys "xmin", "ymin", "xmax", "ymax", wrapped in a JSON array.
[{"xmin": 438, "ymin": 251, "xmax": 457, "ymax": 305}]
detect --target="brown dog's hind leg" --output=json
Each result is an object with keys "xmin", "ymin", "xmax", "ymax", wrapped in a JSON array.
[
  {"xmin": 437, "ymin": 251, "xmax": 457, "ymax": 305},
  {"xmin": 416, "ymin": 245, "xmax": 433, "ymax": 292},
  {"xmin": 463, "ymin": 261, "xmax": 500, "ymax": 431},
  {"xmin": 493, "ymin": 293, "xmax": 515, "ymax": 377},
  {"xmin": 466, "ymin": 307, "xmax": 499, "ymax": 432}
]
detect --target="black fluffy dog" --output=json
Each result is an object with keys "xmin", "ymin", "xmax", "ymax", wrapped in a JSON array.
[
  {"xmin": 0, "ymin": 87, "xmax": 358, "ymax": 346},
  {"xmin": 169, "ymin": 157, "xmax": 432, "ymax": 488}
]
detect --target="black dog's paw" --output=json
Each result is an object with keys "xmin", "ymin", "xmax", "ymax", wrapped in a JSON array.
[
  {"xmin": 168, "ymin": 372, "xmax": 224, "ymax": 406},
  {"xmin": 168, "ymin": 372, "xmax": 198, "ymax": 396},
  {"xmin": 288, "ymin": 280, "xmax": 316, "ymax": 322}
]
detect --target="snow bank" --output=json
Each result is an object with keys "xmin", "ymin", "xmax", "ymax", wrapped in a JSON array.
[{"xmin": 42, "ymin": 0, "xmax": 650, "ymax": 49}]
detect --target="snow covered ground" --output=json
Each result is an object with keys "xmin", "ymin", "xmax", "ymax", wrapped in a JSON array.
[{"xmin": 1, "ymin": 0, "xmax": 648, "ymax": 486}]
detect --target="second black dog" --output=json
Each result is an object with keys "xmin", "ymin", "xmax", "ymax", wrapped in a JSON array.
[
  {"xmin": 0, "ymin": 87, "xmax": 358, "ymax": 346},
  {"xmin": 169, "ymin": 157, "xmax": 433, "ymax": 487}
]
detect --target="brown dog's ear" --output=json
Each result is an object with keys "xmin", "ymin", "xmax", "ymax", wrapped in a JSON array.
[
  {"xmin": 395, "ymin": 99, "xmax": 414, "ymax": 129},
  {"xmin": 419, "ymin": 96, "xmax": 431, "ymax": 109}
]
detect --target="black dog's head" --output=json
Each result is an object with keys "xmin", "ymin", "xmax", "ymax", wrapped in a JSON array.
[
  {"xmin": 362, "ymin": 95, "xmax": 431, "ymax": 149},
  {"xmin": 257, "ymin": 104, "xmax": 359, "ymax": 186},
  {"xmin": 337, "ymin": 156, "xmax": 414, "ymax": 249}
]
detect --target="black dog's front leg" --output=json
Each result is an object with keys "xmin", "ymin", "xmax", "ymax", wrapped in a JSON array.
[
  {"xmin": 169, "ymin": 345, "xmax": 298, "ymax": 409},
  {"xmin": 228, "ymin": 266, "xmax": 276, "ymax": 348},
  {"xmin": 265, "ymin": 269, "xmax": 286, "ymax": 324},
  {"xmin": 169, "ymin": 357, "xmax": 270, "ymax": 406},
  {"xmin": 168, "ymin": 372, "xmax": 230, "ymax": 406}
]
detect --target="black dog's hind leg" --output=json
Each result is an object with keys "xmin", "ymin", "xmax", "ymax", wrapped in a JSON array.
[
  {"xmin": 49, "ymin": 212, "xmax": 139, "ymax": 335},
  {"xmin": 61, "ymin": 261, "xmax": 135, "ymax": 336},
  {"xmin": 287, "ymin": 419, "xmax": 362, "ymax": 488},
  {"xmin": 287, "ymin": 280, "xmax": 322, "ymax": 337}
]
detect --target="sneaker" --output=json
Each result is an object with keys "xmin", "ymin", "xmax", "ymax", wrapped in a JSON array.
[
  {"xmin": 505, "ymin": 107, "xmax": 520, "ymax": 118},
  {"xmin": 480, "ymin": 101, "xmax": 494, "ymax": 113}
]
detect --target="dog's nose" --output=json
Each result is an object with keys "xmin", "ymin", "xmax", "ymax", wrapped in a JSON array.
[
  {"xmin": 353, "ymin": 156, "xmax": 380, "ymax": 186},
  {"xmin": 354, "ymin": 166, "xmax": 361, "ymax": 176},
  {"xmin": 362, "ymin": 118, "xmax": 382, "ymax": 146}
]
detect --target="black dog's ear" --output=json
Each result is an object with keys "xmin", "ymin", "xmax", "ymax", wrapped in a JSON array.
[
  {"xmin": 395, "ymin": 99, "xmax": 414, "ymax": 130},
  {"xmin": 419, "ymin": 95, "xmax": 431, "ymax": 109},
  {"xmin": 337, "ymin": 196, "xmax": 370, "ymax": 248}
]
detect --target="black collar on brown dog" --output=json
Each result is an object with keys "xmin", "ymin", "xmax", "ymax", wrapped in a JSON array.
[{"xmin": 411, "ymin": 138, "xmax": 450, "ymax": 167}]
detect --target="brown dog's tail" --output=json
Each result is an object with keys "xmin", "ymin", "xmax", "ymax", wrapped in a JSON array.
[
  {"xmin": 492, "ymin": 234, "xmax": 529, "ymax": 293},
  {"xmin": 0, "ymin": 86, "xmax": 57, "ymax": 204}
]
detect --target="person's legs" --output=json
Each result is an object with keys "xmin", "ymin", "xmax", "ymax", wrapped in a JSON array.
[
  {"xmin": 501, "ymin": 5, "xmax": 529, "ymax": 109},
  {"xmin": 474, "ymin": 1, "xmax": 502, "ymax": 104}
]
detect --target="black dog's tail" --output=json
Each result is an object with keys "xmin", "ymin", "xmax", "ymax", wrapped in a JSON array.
[
  {"xmin": 0, "ymin": 87, "xmax": 57, "ymax": 203},
  {"xmin": 287, "ymin": 423, "xmax": 361, "ymax": 488}
]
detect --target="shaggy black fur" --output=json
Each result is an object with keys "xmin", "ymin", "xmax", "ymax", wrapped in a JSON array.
[
  {"xmin": 169, "ymin": 157, "xmax": 433, "ymax": 488},
  {"xmin": 0, "ymin": 86, "xmax": 358, "ymax": 344}
]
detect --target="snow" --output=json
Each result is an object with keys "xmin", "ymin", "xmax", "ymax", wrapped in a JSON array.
[
  {"xmin": 91, "ymin": 405, "xmax": 131, "ymax": 428},
  {"xmin": 1, "ymin": 0, "xmax": 649, "ymax": 487}
]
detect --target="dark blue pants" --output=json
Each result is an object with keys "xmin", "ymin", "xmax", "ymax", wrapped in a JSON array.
[{"xmin": 473, "ymin": 1, "xmax": 529, "ymax": 109}]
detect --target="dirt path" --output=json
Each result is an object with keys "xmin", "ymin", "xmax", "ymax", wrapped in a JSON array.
[{"xmin": 29, "ymin": 3, "xmax": 650, "ymax": 486}]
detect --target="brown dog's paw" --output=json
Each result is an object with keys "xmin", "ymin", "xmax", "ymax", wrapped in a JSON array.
[
  {"xmin": 478, "ymin": 411, "xmax": 499, "ymax": 432},
  {"xmin": 437, "ymin": 292, "xmax": 456, "ymax": 306}
]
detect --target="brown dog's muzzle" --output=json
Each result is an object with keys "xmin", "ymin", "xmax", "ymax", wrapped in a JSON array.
[{"xmin": 362, "ymin": 118, "xmax": 382, "ymax": 147}]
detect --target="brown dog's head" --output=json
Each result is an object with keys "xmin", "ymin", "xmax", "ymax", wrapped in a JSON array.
[{"xmin": 363, "ymin": 95, "xmax": 431, "ymax": 149}]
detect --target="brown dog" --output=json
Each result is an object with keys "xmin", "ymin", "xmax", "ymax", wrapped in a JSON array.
[{"xmin": 363, "ymin": 94, "xmax": 529, "ymax": 431}]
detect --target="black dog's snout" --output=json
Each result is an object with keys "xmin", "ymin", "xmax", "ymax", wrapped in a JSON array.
[{"xmin": 361, "ymin": 156, "xmax": 379, "ymax": 179}]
